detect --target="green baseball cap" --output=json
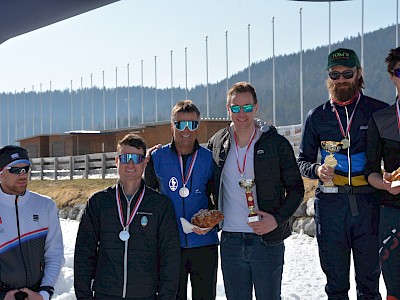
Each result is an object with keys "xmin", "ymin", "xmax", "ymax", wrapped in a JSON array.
[{"xmin": 327, "ymin": 48, "xmax": 361, "ymax": 70}]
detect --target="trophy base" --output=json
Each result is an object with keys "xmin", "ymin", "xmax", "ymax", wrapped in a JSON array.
[
  {"xmin": 248, "ymin": 215, "xmax": 261, "ymax": 223},
  {"xmin": 320, "ymin": 185, "xmax": 338, "ymax": 193}
]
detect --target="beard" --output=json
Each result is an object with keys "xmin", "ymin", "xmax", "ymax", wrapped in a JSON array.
[{"xmin": 326, "ymin": 78, "xmax": 359, "ymax": 102}]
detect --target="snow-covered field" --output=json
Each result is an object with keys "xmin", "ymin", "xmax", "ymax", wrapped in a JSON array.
[{"xmin": 53, "ymin": 219, "xmax": 386, "ymax": 300}]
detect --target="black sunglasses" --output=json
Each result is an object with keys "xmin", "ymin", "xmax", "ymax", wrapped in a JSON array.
[
  {"xmin": 328, "ymin": 70, "xmax": 355, "ymax": 80},
  {"xmin": 7, "ymin": 165, "xmax": 31, "ymax": 174},
  {"xmin": 392, "ymin": 68, "xmax": 400, "ymax": 78}
]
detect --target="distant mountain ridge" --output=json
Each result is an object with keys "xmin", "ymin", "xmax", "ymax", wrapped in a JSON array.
[{"xmin": 0, "ymin": 25, "xmax": 396, "ymax": 145}]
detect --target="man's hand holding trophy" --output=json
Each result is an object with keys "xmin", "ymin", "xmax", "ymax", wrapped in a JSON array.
[
  {"xmin": 238, "ymin": 178, "xmax": 261, "ymax": 222},
  {"xmin": 318, "ymin": 139, "xmax": 349, "ymax": 193}
]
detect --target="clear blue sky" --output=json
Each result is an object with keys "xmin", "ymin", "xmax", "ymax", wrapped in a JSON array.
[{"xmin": 0, "ymin": 0, "xmax": 397, "ymax": 93}]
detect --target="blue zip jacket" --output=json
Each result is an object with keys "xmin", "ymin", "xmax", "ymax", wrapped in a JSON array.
[
  {"xmin": 297, "ymin": 92, "xmax": 389, "ymax": 186},
  {"xmin": 145, "ymin": 141, "xmax": 219, "ymax": 248}
]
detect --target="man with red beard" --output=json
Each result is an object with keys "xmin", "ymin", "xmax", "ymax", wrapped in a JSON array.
[{"xmin": 297, "ymin": 48, "xmax": 389, "ymax": 300}]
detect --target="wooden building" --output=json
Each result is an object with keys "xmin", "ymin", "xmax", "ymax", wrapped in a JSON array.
[{"xmin": 19, "ymin": 119, "xmax": 230, "ymax": 158}]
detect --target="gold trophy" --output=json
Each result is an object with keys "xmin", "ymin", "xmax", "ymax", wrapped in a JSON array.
[
  {"xmin": 239, "ymin": 179, "xmax": 260, "ymax": 222},
  {"xmin": 320, "ymin": 141, "xmax": 342, "ymax": 193}
]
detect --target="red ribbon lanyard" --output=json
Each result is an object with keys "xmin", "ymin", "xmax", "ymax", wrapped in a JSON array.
[
  {"xmin": 234, "ymin": 128, "xmax": 257, "ymax": 177},
  {"xmin": 116, "ymin": 185, "xmax": 145, "ymax": 230},
  {"xmin": 331, "ymin": 93, "xmax": 361, "ymax": 138},
  {"xmin": 179, "ymin": 150, "xmax": 198, "ymax": 187}
]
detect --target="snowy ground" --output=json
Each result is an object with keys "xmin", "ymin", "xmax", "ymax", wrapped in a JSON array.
[{"xmin": 53, "ymin": 219, "xmax": 385, "ymax": 300}]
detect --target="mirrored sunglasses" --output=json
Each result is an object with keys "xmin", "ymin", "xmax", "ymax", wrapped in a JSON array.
[
  {"xmin": 230, "ymin": 104, "xmax": 254, "ymax": 113},
  {"xmin": 7, "ymin": 165, "xmax": 31, "ymax": 174},
  {"xmin": 174, "ymin": 120, "xmax": 199, "ymax": 131},
  {"xmin": 328, "ymin": 70, "xmax": 355, "ymax": 80},
  {"xmin": 392, "ymin": 68, "xmax": 400, "ymax": 78},
  {"xmin": 118, "ymin": 153, "xmax": 145, "ymax": 164}
]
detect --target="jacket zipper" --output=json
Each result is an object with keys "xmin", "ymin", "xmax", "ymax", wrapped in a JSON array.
[{"xmin": 122, "ymin": 200, "xmax": 131, "ymax": 298}]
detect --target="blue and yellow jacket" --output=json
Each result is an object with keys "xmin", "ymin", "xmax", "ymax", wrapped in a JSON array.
[{"xmin": 298, "ymin": 92, "xmax": 388, "ymax": 187}]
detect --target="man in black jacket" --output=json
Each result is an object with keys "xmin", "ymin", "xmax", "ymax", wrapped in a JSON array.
[
  {"xmin": 74, "ymin": 134, "xmax": 181, "ymax": 300},
  {"xmin": 207, "ymin": 82, "xmax": 304, "ymax": 300}
]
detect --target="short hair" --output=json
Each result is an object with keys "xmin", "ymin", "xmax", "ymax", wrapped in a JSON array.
[
  {"xmin": 117, "ymin": 133, "xmax": 146, "ymax": 155},
  {"xmin": 385, "ymin": 47, "xmax": 400, "ymax": 73},
  {"xmin": 171, "ymin": 100, "xmax": 201, "ymax": 121},
  {"xmin": 227, "ymin": 81, "xmax": 258, "ymax": 105}
]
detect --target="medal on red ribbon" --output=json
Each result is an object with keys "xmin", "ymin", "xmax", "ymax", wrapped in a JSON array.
[
  {"xmin": 331, "ymin": 92, "xmax": 361, "ymax": 149},
  {"xmin": 116, "ymin": 184, "xmax": 145, "ymax": 241},
  {"xmin": 178, "ymin": 150, "xmax": 198, "ymax": 198}
]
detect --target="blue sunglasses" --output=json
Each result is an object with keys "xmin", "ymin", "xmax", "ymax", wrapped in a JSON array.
[
  {"xmin": 174, "ymin": 120, "xmax": 199, "ymax": 131},
  {"xmin": 392, "ymin": 68, "xmax": 400, "ymax": 78},
  {"xmin": 230, "ymin": 104, "xmax": 254, "ymax": 113},
  {"xmin": 118, "ymin": 153, "xmax": 145, "ymax": 164}
]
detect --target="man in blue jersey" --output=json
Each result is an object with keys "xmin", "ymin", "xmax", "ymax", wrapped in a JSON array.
[
  {"xmin": 145, "ymin": 100, "xmax": 219, "ymax": 300},
  {"xmin": 298, "ymin": 48, "xmax": 389, "ymax": 299},
  {"xmin": 0, "ymin": 145, "xmax": 64, "ymax": 300}
]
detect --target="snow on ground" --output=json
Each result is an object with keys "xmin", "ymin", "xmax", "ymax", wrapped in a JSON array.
[{"xmin": 53, "ymin": 219, "xmax": 385, "ymax": 300}]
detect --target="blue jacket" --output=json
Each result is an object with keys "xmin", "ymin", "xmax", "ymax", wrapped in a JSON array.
[
  {"xmin": 298, "ymin": 92, "xmax": 389, "ymax": 187},
  {"xmin": 145, "ymin": 141, "xmax": 219, "ymax": 248}
]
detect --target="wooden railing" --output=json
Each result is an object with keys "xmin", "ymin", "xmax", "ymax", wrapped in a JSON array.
[
  {"xmin": 29, "ymin": 125, "xmax": 302, "ymax": 180},
  {"xmin": 30, "ymin": 152, "xmax": 118, "ymax": 180}
]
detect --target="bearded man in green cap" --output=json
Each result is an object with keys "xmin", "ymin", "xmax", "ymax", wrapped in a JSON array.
[{"xmin": 297, "ymin": 48, "xmax": 389, "ymax": 300}]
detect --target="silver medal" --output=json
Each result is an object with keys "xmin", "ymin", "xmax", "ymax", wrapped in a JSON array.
[
  {"xmin": 119, "ymin": 230, "xmax": 130, "ymax": 241},
  {"xmin": 341, "ymin": 138, "xmax": 349, "ymax": 149},
  {"xmin": 179, "ymin": 186, "xmax": 190, "ymax": 198}
]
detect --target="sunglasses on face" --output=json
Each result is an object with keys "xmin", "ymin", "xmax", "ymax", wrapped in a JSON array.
[
  {"xmin": 230, "ymin": 104, "xmax": 254, "ymax": 114},
  {"xmin": 328, "ymin": 70, "xmax": 355, "ymax": 80},
  {"xmin": 7, "ymin": 165, "xmax": 31, "ymax": 174},
  {"xmin": 118, "ymin": 153, "xmax": 145, "ymax": 164},
  {"xmin": 173, "ymin": 120, "xmax": 199, "ymax": 131},
  {"xmin": 392, "ymin": 68, "xmax": 400, "ymax": 78}
]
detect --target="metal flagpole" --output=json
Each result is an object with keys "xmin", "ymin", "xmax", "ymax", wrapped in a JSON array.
[
  {"xmin": 226, "ymin": 30, "xmax": 229, "ymax": 119},
  {"xmin": 397, "ymin": 0, "xmax": 399, "ymax": 47},
  {"xmin": 14, "ymin": 90, "xmax": 17, "ymax": 141},
  {"xmin": 49, "ymin": 81, "xmax": 52, "ymax": 134},
  {"xmin": 23, "ymin": 88, "xmax": 26, "ymax": 137},
  {"xmin": 248, "ymin": 23, "xmax": 251, "ymax": 83},
  {"xmin": 170, "ymin": 50, "xmax": 173, "ymax": 112},
  {"xmin": 70, "ymin": 80, "xmax": 73, "ymax": 130},
  {"xmin": 300, "ymin": 7, "xmax": 304, "ymax": 125},
  {"xmin": 91, "ymin": 73, "xmax": 94, "ymax": 130},
  {"xmin": 102, "ymin": 71, "xmax": 105, "ymax": 130},
  {"xmin": 328, "ymin": 1, "xmax": 331, "ymax": 53},
  {"xmin": 361, "ymin": 0, "xmax": 364, "ymax": 69},
  {"xmin": 32, "ymin": 85, "xmax": 35, "ymax": 135},
  {"xmin": 127, "ymin": 64, "xmax": 130, "ymax": 127},
  {"xmin": 81, "ymin": 76, "xmax": 84, "ymax": 130},
  {"xmin": 40, "ymin": 83, "xmax": 43, "ymax": 134},
  {"xmin": 115, "ymin": 67, "xmax": 118, "ymax": 129},
  {"xmin": 185, "ymin": 47, "xmax": 188, "ymax": 100},
  {"xmin": 155, "ymin": 56, "xmax": 158, "ymax": 122},
  {"xmin": 272, "ymin": 17, "xmax": 276, "ymax": 126},
  {"xmin": 141, "ymin": 60, "xmax": 144, "ymax": 124},
  {"xmin": 205, "ymin": 36, "xmax": 209, "ymax": 118},
  {"xmin": 7, "ymin": 94, "xmax": 9, "ymax": 144}
]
